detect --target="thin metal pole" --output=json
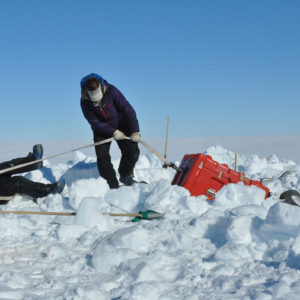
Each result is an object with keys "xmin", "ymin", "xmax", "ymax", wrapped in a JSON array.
[
  {"xmin": 0, "ymin": 135, "xmax": 180, "ymax": 176},
  {"xmin": 139, "ymin": 138, "xmax": 181, "ymax": 172},
  {"xmin": 0, "ymin": 137, "xmax": 114, "ymax": 175},
  {"xmin": 139, "ymin": 139, "xmax": 169, "ymax": 165}
]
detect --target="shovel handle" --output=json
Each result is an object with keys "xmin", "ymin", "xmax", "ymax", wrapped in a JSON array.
[
  {"xmin": 109, "ymin": 212, "xmax": 164, "ymax": 219},
  {"xmin": 109, "ymin": 213, "xmax": 142, "ymax": 217}
]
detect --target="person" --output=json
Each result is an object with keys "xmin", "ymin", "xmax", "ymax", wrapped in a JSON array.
[
  {"xmin": 0, "ymin": 144, "xmax": 65, "ymax": 201},
  {"xmin": 80, "ymin": 73, "xmax": 141, "ymax": 189}
]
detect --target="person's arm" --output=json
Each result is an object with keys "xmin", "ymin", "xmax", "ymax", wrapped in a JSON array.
[
  {"xmin": 81, "ymin": 101, "xmax": 116, "ymax": 136},
  {"xmin": 112, "ymin": 86, "xmax": 140, "ymax": 133}
]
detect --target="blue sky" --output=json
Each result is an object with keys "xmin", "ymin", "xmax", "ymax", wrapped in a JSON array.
[{"xmin": 0, "ymin": 0, "xmax": 299, "ymax": 141}]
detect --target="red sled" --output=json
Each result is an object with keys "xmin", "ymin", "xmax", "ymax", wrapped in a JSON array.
[{"xmin": 171, "ymin": 153, "xmax": 270, "ymax": 200}]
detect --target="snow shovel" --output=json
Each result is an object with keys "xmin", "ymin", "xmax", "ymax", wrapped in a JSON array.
[
  {"xmin": 279, "ymin": 190, "xmax": 300, "ymax": 207},
  {"xmin": 259, "ymin": 171, "xmax": 294, "ymax": 185},
  {"xmin": 109, "ymin": 210, "xmax": 164, "ymax": 222}
]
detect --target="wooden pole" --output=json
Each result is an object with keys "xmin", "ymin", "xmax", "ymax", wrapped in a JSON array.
[
  {"xmin": 0, "ymin": 211, "xmax": 76, "ymax": 216},
  {"xmin": 164, "ymin": 116, "xmax": 170, "ymax": 159},
  {"xmin": 109, "ymin": 213, "xmax": 141, "ymax": 217},
  {"xmin": 235, "ymin": 153, "xmax": 238, "ymax": 172},
  {"xmin": 240, "ymin": 170, "xmax": 243, "ymax": 181},
  {"xmin": 109, "ymin": 211, "xmax": 163, "ymax": 220}
]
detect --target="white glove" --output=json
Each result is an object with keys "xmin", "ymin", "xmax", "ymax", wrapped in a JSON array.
[
  {"xmin": 130, "ymin": 132, "xmax": 141, "ymax": 142},
  {"xmin": 113, "ymin": 129, "xmax": 125, "ymax": 140}
]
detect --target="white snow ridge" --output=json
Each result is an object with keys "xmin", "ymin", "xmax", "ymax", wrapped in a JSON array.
[{"xmin": 1, "ymin": 145, "xmax": 300, "ymax": 299}]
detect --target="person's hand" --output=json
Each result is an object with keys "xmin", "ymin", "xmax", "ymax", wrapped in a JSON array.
[
  {"xmin": 130, "ymin": 132, "xmax": 141, "ymax": 142},
  {"xmin": 113, "ymin": 129, "xmax": 126, "ymax": 140}
]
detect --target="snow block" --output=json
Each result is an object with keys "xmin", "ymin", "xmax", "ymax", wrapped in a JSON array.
[{"xmin": 172, "ymin": 153, "xmax": 270, "ymax": 200}]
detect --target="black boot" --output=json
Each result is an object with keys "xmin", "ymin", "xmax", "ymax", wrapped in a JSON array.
[
  {"xmin": 51, "ymin": 179, "xmax": 65, "ymax": 194},
  {"xmin": 32, "ymin": 144, "xmax": 43, "ymax": 169}
]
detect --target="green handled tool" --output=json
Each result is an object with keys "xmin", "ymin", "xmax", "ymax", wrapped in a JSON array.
[{"xmin": 109, "ymin": 210, "xmax": 164, "ymax": 222}]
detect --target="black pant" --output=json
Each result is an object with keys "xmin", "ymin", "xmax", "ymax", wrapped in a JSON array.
[
  {"xmin": 94, "ymin": 135, "xmax": 140, "ymax": 188},
  {"xmin": 0, "ymin": 153, "xmax": 54, "ymax": 198}
]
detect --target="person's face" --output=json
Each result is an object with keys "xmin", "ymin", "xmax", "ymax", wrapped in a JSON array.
[{"xmin": 88, "ymin": 80, "xmax": 100, "ymax": 91}]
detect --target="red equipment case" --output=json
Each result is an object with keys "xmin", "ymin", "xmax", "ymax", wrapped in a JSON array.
[{"xmin": 171, "ymin": 153, "xmax": 270, "ymax": 200}]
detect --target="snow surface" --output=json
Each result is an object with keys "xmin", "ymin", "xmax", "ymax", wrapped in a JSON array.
[{"xmin": 1, "ymin": 139, "xmax": 300, "ymax": 299}]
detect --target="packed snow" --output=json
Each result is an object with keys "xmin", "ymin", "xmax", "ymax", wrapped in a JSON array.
[{"xmin": 0, "ymin": 139, "xmax": 300, "ymax": 299}]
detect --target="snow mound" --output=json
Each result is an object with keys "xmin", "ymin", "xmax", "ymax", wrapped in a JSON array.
[{"xmin": 1, "ymin": 145, "xmax": 300, "ymax": 299}]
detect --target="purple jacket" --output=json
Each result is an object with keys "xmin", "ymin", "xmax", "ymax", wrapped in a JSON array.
[{"xmin": 81, "ymin": 80, "xmax": 140, "ymax": 137}]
